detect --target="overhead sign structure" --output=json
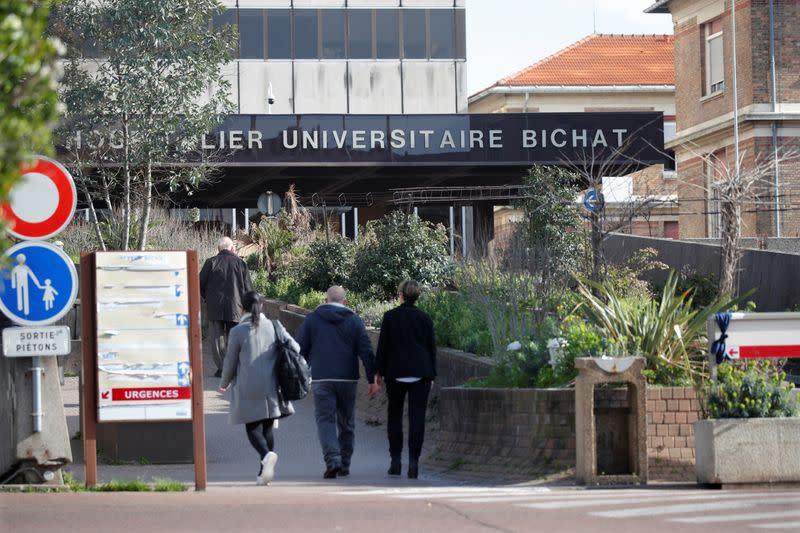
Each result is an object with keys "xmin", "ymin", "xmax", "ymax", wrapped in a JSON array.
[
  {"xmin": 1, "ymin": 155, "xmax": 77, "ymax": 240},
  {"xmin": 2, "ymin": 326, "xmax": 71, "ymax": 357},
  {"xmin": 709, "ymin": 312, "xmax": 800, "ymax": 361},
  {"xmin": 94, "ymin": 251, "xmax": 193, "ymax": 422},
  {"xmin": 0, "ymin": 241, "xmax": 79, "ymax": 326}
]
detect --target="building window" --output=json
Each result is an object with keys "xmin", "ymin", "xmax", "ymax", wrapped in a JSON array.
[
  {"xmin": 294, "ymin": 10, "xmax": 318, "ymax": 59},
  {"xmin": 704, "ymin": 18, "xmax": 724, "ymax": 95},
  {"xmin": 429, "ymin": 9, "xmax": 454, "ymax": 59},
  {"xmin": 212, "ymin": 9, "xmax": 237, "ymax": 59},
  {"xmin": 238, "ymin": 9, "xmax": 265, "ymax": 59},
  {"xmin": 348, "ymin": 10, "xmax": 373, "ymax": 59},
  {"xmin": 402, "ymin": 9, "xmax": 427, "ymax": 59},
  {"xmin": 454, "ymin": 9, "xmax": 466, "ymax": 60},
  {"xmin": 321, "ymin": 9, "xmax": 345, "ymax": 59},
  {"xmin": 376, "ymin": 9, "xmax": 400, "ymax": 59},
  {"xmin": 266, "ymin": 10, "xmax": 291, "ymax": 59}
]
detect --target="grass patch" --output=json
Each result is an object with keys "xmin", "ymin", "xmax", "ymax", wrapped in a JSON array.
[
  {"xmin": 61, "ymin": 472, "xmax": 186, "ymax": 492},
  {"xmin": 92, "ymin": 479, "xmax": 151, "ymax": 492},
  {"xmin": 153, "ymin": 479, "xmax": 187, "ymax": 492}
]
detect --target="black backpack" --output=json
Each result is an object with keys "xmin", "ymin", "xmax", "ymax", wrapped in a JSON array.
[{"xmin": 271, "ymin": 320, "xmax": 311, "ymax": 401}]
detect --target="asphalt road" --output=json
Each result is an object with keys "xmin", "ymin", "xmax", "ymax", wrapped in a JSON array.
[{"xmin": 3, "ymin": 484, "xmax": 799, "ymax": 532}]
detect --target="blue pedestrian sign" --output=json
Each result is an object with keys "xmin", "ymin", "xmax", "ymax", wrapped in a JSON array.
[{"xmin": 0, "ymin": 241, "xmax": 78, "ymax": 326}]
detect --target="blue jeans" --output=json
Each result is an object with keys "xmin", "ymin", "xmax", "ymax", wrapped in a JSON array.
[{"xmin": 312, "ymin": 381, "xmax": 357, "ymax": 469}]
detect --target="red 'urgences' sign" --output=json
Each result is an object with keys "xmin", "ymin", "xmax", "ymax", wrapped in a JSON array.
[{"xmin": 111, "ymin": 387, "xmax": 191, "ymax": 401}]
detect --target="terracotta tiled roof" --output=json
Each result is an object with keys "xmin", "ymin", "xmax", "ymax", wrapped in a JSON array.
[{"xmin": 497, "ymin": 34, "xmax": 675, "ymax": 87}]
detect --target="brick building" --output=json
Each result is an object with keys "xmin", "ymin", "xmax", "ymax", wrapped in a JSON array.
[
  {"xmin": 647, "ymin": 0, "xmax": 800, "ymax": 239},
  {"xmin": 469, "ymin": 34, "xmax": 680, "ymax": 239}
]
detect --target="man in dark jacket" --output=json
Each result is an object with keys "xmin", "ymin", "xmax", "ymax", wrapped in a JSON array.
[
  {"xmin": 297, "ymin": 285, "xmax": 378, "ymax": 479},
  {"xmin": 199, "ymin": 236, "xmax": 253, "ymax": 377}
]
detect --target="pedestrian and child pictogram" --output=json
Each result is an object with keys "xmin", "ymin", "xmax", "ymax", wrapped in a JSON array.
[{"xmin": 0, "ymin": 241, "xmax": 79, "ymax": 326}]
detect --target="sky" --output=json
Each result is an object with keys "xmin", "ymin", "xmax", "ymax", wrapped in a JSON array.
[{"xmin": 466, "ymin": 0, "xmax": 674, "ymax": 95}]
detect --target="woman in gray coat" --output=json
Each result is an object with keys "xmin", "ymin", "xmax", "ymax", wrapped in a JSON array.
[{"xmin": 219, "ymin": 291, "xmax": 300, "ymax": 485}]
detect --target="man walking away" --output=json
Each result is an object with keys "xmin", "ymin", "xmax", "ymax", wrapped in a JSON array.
[
  {"xmin": 200, "ymin": 236, "xmax": 253, "ymax": 377},
  {"xmin": 297, "ymin": 285, "xmax": 379, "ymax": 479}
]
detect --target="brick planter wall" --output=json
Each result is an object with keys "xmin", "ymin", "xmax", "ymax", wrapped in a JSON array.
[
  {"xmin": 646, "ymin": 387, "xmax": 701, "ymax": 481},
  {"xmin": 431, "ymin": 387, "xmax": 575, "ymax": 479},
  {"xmin": 432, "ymin": 386, "xmax": 701, "ymax": 481}
]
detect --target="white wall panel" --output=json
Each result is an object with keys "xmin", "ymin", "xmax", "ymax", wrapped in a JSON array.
[
  {"xmin": 348, "ymin": 62, "xmax": 402, "ymax": 114},
  {"xmin": 456, "ymin": 61, "xmax": 468, "ymax": 113},
  {"xmin": 236, "ymin": 1, "xmax": 292, "ymax": 7},
  {"xmin": 402, "ymin": 1, "xmax": 459, "ymax": 7},
  {"xmin": 402, "ymin": 62, "xmax": 456, "ymax": 114},
  {"xmin": 239, "ymin": 61, "xmax": 294, "ymax": 114},
  {"xmin": 294, "ymin": 62, "xmax": 348, "ymax": 113},
  {"xmin": 347, "ymin": 1, "xmax": 401, "ymax": 6},
  {"xmin": 292, "ymin": 0, "xmax": 346, "ymax": 6}
]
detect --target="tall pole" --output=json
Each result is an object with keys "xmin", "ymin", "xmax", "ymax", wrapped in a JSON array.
[
  {"xmin": 449, "ymin": 206, "xmax": 455, "ymax": 258},
  {"xmin": 768, "ymin": 0, "xmax": 781, "ymax": 237},
  {"xmin": 731, "ymin": 0, "xmax": 740, "ymax": 179}
]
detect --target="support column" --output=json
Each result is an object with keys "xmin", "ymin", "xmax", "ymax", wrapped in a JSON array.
[
  {"xmin": 244, "ymin": 208, "xmax": 249, "ymax": 234},
  {"xmin": 471, "ymin": 201, "xmax": 494, "ymax": 257},
  {"xmin": 341, "ymin": 212, "xmax": 346, "ymax": 237},
  {"xmin": 449, "ymin": 206, "xmax": 455, "ymax": 258},
  {"xmin": 461, "ymin": 206, "xmax": 467, "ymax": 258},
  {"xmin": 354, "ymin": 207, "xmax": 359, "ymax": 242},
  {"xmin": 230, "ymin": 209, "xmax": 236, "ymax": 238}
]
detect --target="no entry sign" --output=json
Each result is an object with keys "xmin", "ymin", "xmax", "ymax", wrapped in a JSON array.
[{"xmin": 2, "ymin": 156, "xmax": 77, "ymax": 240}]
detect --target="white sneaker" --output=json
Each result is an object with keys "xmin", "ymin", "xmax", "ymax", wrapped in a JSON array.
[
  {"xmin": 259, "ymin": 451, "xmax": 278, "ymax": 484},
  {"xmin": 256, "ymin": 475, "xmax": 267, "ymax": 486}
]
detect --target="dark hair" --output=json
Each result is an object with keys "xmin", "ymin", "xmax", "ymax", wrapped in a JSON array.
[
  {"xmin": 242, "ymin": 291, "xmax": 264, "ymax": 328},
  {"xmin": 398, "ymin": 280, "xmax": 421, "ymax": 305}
]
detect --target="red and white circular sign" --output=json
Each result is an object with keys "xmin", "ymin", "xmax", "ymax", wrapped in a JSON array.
[{"xmin": 1, "ymin": 156, "xmax": 77, "ymax": 240}]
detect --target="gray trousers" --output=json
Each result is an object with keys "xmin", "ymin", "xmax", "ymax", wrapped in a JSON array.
[
  {"xmin": 209, "ymin": 320, "xmax": 237, "ymax": 372},
  {"xmin": 312, "ymin": 381, "xmax": 357, "ymax": 470}
]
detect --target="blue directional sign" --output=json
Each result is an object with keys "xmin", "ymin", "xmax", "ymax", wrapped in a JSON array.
[
  {"xmin": 583, "ymin": 189, "xmax": 599, "ymax": 213},
  {"xmin": 0, "ymin": 241, "xmax": 79, "ymax": 326}
]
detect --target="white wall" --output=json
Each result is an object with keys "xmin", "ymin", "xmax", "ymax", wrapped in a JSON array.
[
  {"xmin": 294, "ymin": 62, "xmax": 349, "ymax": 113},
  {"xmin": 403, "ymin": 62, "xmax": 457, "ymax": 114},
  {"xmin": 348, "ymin": 62, "xmax": 403, "ymax": 114}
]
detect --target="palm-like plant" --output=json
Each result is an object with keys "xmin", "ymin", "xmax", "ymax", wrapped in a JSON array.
[
  {"xmin": 246, "ymin": 217, "xmax": 295, "ymax": 277},
  {"xmin": 576, "ymin": 271, "xmax": 742, "ymax": 384}
]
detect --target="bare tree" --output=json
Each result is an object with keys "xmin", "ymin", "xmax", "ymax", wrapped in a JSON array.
[
  {"xmin": 678, "ymin": 148, "xmax": 798, "ymax": 296},
  {"xmin": 562, "ymin": 136, "xmax": 676, "ymax": 285}
]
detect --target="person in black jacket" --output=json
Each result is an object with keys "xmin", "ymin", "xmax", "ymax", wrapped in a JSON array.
[
  {"xmin": 296, "ymin": 285, "xmax": 379, "ymax": 479},
  {"xmin": 199, "ymin": 236, "xmax": 253, "ymax": 377},
  {"xmin": 375, "ymin": 280, "xmax": 436, "ymax": 479}
]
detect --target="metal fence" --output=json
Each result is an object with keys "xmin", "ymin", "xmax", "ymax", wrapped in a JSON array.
[{"xmin": 605, "ymin": 233, "xmax": 800, "ymax": 312}]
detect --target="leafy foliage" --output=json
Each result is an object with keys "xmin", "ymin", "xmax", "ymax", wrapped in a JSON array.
[
  {"xmin": 351, "ymin": 211, "xmax": 452, "ymax": 299},
  {"xmin": 417, "ymin": 290, "xmax": 493, "ymax": 356},
  {"xmin": 55, "ymin": 0, "xmax": 235, "ymax": 250},
  {"xmin": 0, "ymin": 1, "xmax": 61, "ymax": 251},
  {"xmin": 577, "ymin": 270, "xmax": 740, "ymax": 385},
  {"xmin": 297, "ymin": 290, "xmax": 325, "ymax": 310},
  {"xmin": 511, "ymin": 165, "xmax": 583, "ymax": 282},
  {"xmin": 603, "ymin": 247, "xmax": 667, "ymax": 300},
  {"xmin": 301, "ymin": 236, "xmax": 356, "ymax": 291},
  {"xmin": 706, "ymin": 361, "xmax": 799, "ymax": 418},
  {"xmin": 246, "ymin": 217, "xmax": 295, "ymax": 275}
]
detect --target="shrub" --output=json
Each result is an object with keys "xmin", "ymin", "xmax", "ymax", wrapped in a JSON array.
[
  {"xmin": 301, "ymin": 237, "xmax": 355, "ymax": 291},
  {"xmin": 705, "ymin": 361, "xmax": 799, "ymax": 418},
  {"xmin": 254, "ymin": 270, "xmax": 303, "ymax": 305},
  {"xmin": 351, "ymin": 211, "xmax": 452, "ymax": 299},
  {"xmin": 243, "ymin": 217, "xmax": 295, "ymax": 275},
  {"xmin": 298, "ymin": 290, "xmax": 326, "ymax": 310},
  {"xmin": 418, "ymin": 291, "xmax": 492, "ymax": 356},
  {"xmin": 577, "ymin": 270, "xmax": 741, "ymax": 386}
]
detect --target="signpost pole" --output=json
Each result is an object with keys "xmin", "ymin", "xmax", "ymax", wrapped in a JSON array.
[
  {"xmin": 80, "ymin": 252, "xmax": 98, "ymax": 488},
  {"xmin": 187, "ymin": 251, "xmax": 207, "ymax": 491},
  {"xmin": 31, "ymin": 356, "xmax": 43, "ymax": 432}
]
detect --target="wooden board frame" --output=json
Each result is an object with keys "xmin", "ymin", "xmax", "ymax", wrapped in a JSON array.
[{"xmin": 80, "ymin": 251, "xmax": 206, "ymax": 490}]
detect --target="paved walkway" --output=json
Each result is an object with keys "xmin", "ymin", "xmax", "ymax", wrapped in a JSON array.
[{"xmin": 62, "ymin": 346, "xmax": 449, "ymax": 488}]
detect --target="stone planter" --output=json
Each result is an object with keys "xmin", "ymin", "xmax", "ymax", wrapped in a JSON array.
[{"xmin": 694, "ymin": 418, "xmax": 800, "ymax": 484}]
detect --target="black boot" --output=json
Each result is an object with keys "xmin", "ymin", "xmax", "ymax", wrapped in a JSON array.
[
  {"xmin": 408, "ymin": 458, "xmax": 419, "ymax": 479},
  {"xmin": 388, "ymin": 457, "xmax": 401, "ymax": 476}
]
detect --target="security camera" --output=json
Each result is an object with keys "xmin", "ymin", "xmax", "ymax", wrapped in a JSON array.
[{"xmin": 267, "ymin": 82, "xmax": 275, "ymax": 106}]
